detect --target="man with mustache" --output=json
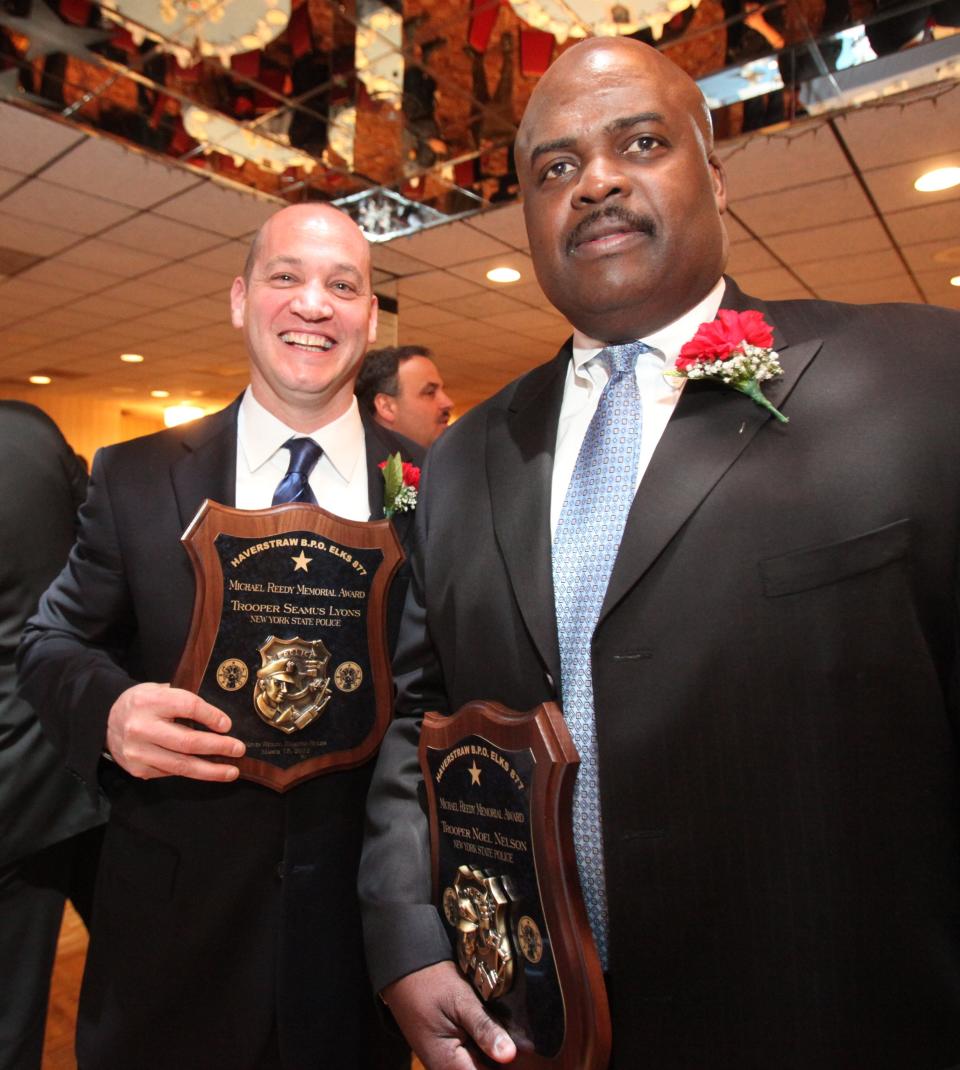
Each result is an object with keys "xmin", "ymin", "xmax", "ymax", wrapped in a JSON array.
[
  {"xmin": 19, "ymin": 204, "xmax": 414, "ymax": 1069},
  {"xmin": 358, "ymin": 37, "xmax": 960, "ymax": 1070},
  {"xmin": 356, "ymin": 345, "xmax": 454, "ymax": 449}
]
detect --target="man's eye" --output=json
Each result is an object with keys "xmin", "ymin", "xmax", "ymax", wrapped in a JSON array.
[
  {"xmin": 271, "ymin": 273, "xmax": 296, "ymax": 283},
  {"xmin": 627, "ymin": 135, "xmax": 663, "ymax": 154},
  {"xmin": 542, "ymin": 159, "xmax": 574, "ymax": 181},
  {"xmin": 333, "ymin": 281, "xmax": 358, "ymax": 294}
]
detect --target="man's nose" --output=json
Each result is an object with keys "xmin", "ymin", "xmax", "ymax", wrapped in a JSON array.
[
  {"xmin": 290, "ymin": 281, "xmax": 333, "ymax": 319},
  {"xmin": 573, "ymin": 155, "xmax": 628, "ymax": 206},
  {"xmin": 438, "ymin": 389, "xmax": 453, "ymax": 413}
]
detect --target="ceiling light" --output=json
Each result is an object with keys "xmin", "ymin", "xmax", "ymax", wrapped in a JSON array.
[
  {"xmin": 183, "ymin": 105, "xmax": 317, "ymax": 176},
  {"xmin": 507, "ymin": 0, "xmax": 700, "ymax": 42},
  {"xmin": 951, "ymin": 275, "xmax": 960, "ymax": 287},
  {"xmin": 28, "ymin": 374, "xmax": 51, "ymax": 385},
  {"xmin": 914, "ymin": 167, "xmax": 960, "ymax": 193},
  {"xmin": 121, "ymin": 352, "xmax": 144, "ymax": 363},
  {"xmin": 164, "ymin": 404, "xmax": 206, "ymax": 428},
  {"xmin": 151, "ymin": 389, "xmax": 170, "ymax": 398},
  {"xmin": 98, "ymin": 0, "xmax": 290, "ymax": 68},
  {"xmin": 487, "ymin": 267, "xmax": 522, "ymax": 283}
]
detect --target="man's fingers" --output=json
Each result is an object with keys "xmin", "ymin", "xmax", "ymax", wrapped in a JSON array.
[
  {"xmin": 166, "ymin": 689, "xmax": 235, "ymax": 734},
  {"xmin": 458, "ymin": 999, "xmax": 516, "ymax": 1064},
  {"xmin": 130, "ymin": 741, "xmax": 241, "ymax": 782},
  {"xmin": 383, "ymin": 962, "xmax": 516, "ymax": 1069},
  {"xmin": 106, "ymin": 682, "xmax": 244, "ymax": 781},
  {"xmin": 148, "ymin": 717, "xmax": 245, "ymax": 758}
]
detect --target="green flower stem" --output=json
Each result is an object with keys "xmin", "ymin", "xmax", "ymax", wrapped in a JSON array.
[{"xmin": 736, "ymin": 378, "xmax": 789, "ymax": 423}]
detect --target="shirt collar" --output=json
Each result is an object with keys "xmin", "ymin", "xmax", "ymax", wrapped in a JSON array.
[
  {"xmin": 238, "ymin": 387, "xmax": 365, "ymax": 484},
  {"xmin": 571, "ymin": 277, "xmax": 726, "ymax": 377}
]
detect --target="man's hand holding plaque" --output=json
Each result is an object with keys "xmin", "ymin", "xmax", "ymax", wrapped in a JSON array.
[
  {"xmin": 172, "ymin": 499, "xmax": 403, "ymax": 792},
  {"xmin": 105, "ymin": 681, "xmax": 245, "ymax": 782},
  {"xmin": 419, "ymin": 701, "xmax": 611, "ymax": 1069}
]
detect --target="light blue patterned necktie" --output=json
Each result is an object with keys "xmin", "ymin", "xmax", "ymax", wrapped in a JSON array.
[
  {"xmin": 272, "ymin": 437, "xmax": 321, "ymax": 505},
  {"xmin": 552, "ymin": 340, "xmax": 647, "ymax": 969}
]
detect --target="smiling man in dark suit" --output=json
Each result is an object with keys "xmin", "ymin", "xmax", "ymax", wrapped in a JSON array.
[
  {"xmin": 358, "ymin": 37, "xmax": 960, "ymax": 1070},
  {"xmin": 18, "ymin": 204, "xmax": 415, "ymax": 1070}
]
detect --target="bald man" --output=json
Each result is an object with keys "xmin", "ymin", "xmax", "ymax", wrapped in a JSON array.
[
  {"xmin": 358, "ymin": 38, "xmax": 960, "ymax": 1070},
  {"xmin": 19, "ymin": 205, "xmax": 415, "ymax": 1070}
]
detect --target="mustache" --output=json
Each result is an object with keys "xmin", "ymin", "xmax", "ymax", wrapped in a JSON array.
[{"xmin": 565, "ymin": 207, "xmax": 655, "ymax": 255}]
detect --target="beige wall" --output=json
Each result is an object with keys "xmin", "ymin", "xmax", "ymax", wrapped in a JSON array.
[{"xmin": 0, "ymin": 391, "xmax": 165, "ymax": 465}]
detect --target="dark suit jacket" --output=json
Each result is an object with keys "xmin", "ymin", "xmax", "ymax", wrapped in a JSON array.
[
  {"xmin": 18, "ymin": 397, "xmax": 420, "ymax": 1070},
  {"xmin": 0, "ymin": 401, "xmax": 106, "ymax": 869},
  {"xmin": 360, "ymin": 281, "xmax": 960, "ymax": 1069}
]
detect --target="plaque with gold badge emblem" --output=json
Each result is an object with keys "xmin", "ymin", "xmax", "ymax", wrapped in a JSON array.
[
  {"xmin": 172, "ymin": 499, "xmax": 403, "ymax": 792},
  {"xmin": 419, "ymin": 700, "xmax": 611, "ymax": 1069}
]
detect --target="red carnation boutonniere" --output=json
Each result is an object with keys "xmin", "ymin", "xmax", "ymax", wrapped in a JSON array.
[
  {"xmin": 670, "ymin": 309, "xmax": 789, "ymax": 423},
  {"xmin": 379, "ymin": 453, "xmax": 420, "ymax": 519}
]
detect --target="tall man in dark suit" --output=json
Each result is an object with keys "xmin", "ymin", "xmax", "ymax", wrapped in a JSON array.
[
  {"xmin": 19, "ymin": 204, "xmax": 416, "ymax": 1070},
  {"xmin": 0, "ymin": 403, "xmax": 106, "ymax": 1070},
  {"xmin": 358, "ymin": 38, "xmax": 960, "ymax": 1070}
]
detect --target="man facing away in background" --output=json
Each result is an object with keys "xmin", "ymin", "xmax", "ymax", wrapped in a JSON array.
[
  {"xmin": 0, "ymin": 402, "xmax": 106, "ymax": 1070},
  {"xmin": 358, "ymin": 36, "xmax": 960, "ymax": 1070},
  {"xmin": 356, "ymin": 345, "xmax": 453, "ymax": 448},
  {"xmin": 19, "ymin": 204, "xmax": 415, "ymax": 1070}
]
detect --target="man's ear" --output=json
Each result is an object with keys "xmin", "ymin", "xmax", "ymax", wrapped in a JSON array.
[
  {"xmin": 230, "ymin": 276, "xmax": 246, "ymax": 329},
  {"xmin": 709, "ymin": 154, "xmax": 727, "ymax": 216},
  {"xmin": 367, "ymin": 294, "xmax": 379, "ymax": 345},
  {"xmin": 373, "ymin": 392, "xmax": 397, "ymax": 425}
]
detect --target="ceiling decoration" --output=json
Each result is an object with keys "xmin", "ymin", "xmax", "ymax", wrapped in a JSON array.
[
  {"xmin": 3, "ymin": 0, "xmax": 956, "ymax": 245},
  {"xmin": 98, "ymin": 0, "xmax": 292, "ymax": 67},
  {"xmin": 505, "ymin": 0, "xmax": 700, "ymax": 43}
]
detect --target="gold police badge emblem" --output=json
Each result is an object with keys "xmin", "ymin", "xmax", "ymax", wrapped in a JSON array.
[
  {"xmin": 254, "ymin": 635, "xmax": 332, "ymax": 734},
  {"xmin": 444, "ymin": 864, "xmax": 515, "ymax": 1001}
]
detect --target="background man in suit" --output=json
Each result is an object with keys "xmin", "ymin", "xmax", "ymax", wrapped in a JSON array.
[
  {"xmin": 356, "ymin": 345, "xmax": 454, "ymax": 448},
  {"xmin": 0, "ymin": 403, "xmax": 106, "ymax": 1070},
  {"xmin": 19, "ymin": 204, "xmax": 415, "ymax": 1069},
  {"xmin": 358, "ymin": 38, "xmax": 960, "ymax": 1070}
]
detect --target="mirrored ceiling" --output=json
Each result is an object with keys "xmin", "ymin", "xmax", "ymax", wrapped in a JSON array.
[{"xmin": 3, "ymin": 0, "xmax": 958, "ymax": 242}]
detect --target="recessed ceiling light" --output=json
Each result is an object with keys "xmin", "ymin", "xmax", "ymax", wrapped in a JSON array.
[
  {"xmin": 914, "ymin": 167, "xmax": 960, "ymax": 193},
  {"xmin": 951, "ymin": 275, "xmax": 960, "ymax": 287},
  {"xmin": 121, "ymin": 353, "xmax": 144, "ymax": 363},
  {"xmin": 487, "ymin": 267, "xmax": 521, "ymax": 283},
  {"xmin": 164, "ymin": 404, "xmax": 206, "ymax": 428},
  {"xmin": 28, "ymin": 374, "xmax": 51, "ymax": 385},
  {"xmin": 151, "ymin": 389, "xmax": 170, "ymax": 398}
]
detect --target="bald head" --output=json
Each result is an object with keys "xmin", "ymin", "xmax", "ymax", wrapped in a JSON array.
[
  {"xmin": 518, "ymin": 37, "xmax": 714, "ymax": 164},
  {"xmin": 242, "ymin": 203, "xmax": 371, "ymax": 288},
  {"xmin": 515, "ymin": 36, "xmax": 728, "ymax": 341}
]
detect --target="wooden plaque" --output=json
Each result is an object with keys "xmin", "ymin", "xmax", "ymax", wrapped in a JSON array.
[
  {"xmin": 172, "ymin": 499, "xmax": 403, "ymax": 792},
  {"xmin": 419, "ymin": 700, "xmax": 611, "ymax": 1069}
]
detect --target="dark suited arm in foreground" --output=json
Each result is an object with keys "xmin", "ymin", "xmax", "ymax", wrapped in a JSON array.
[
  {"xmin": 359, "ymin": 461, "xmax": 517, "ymax": 1068},
  {"xmin": 18, "ymin": 448, "xmax": 244, "ymax": 796}
]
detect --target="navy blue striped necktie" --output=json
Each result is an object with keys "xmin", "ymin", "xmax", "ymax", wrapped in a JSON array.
[{"xmin": 272, "ymin": 437, "xmax": 321, "ymax": 505}]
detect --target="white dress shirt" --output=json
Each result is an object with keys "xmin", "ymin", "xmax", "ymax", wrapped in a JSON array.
[
  {"xmin": 235, "ymin": 388, "xmax": 371, "ymax": 520},
  {"xmin": 550, "ymin": 279, "xmax": 726, "ymax": 536}
]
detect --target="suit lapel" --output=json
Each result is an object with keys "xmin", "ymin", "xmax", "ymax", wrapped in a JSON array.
[
  {"xmin": 170, "ymin": 398, "xmax": 241, "ymax": 532},
  {"xmin": 487, "ymin": 351, "xmax": 569, "ymax": 685},
  {"xmin": 601, "ymin": 281, "xmax": 822, "ymax": 622}
]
